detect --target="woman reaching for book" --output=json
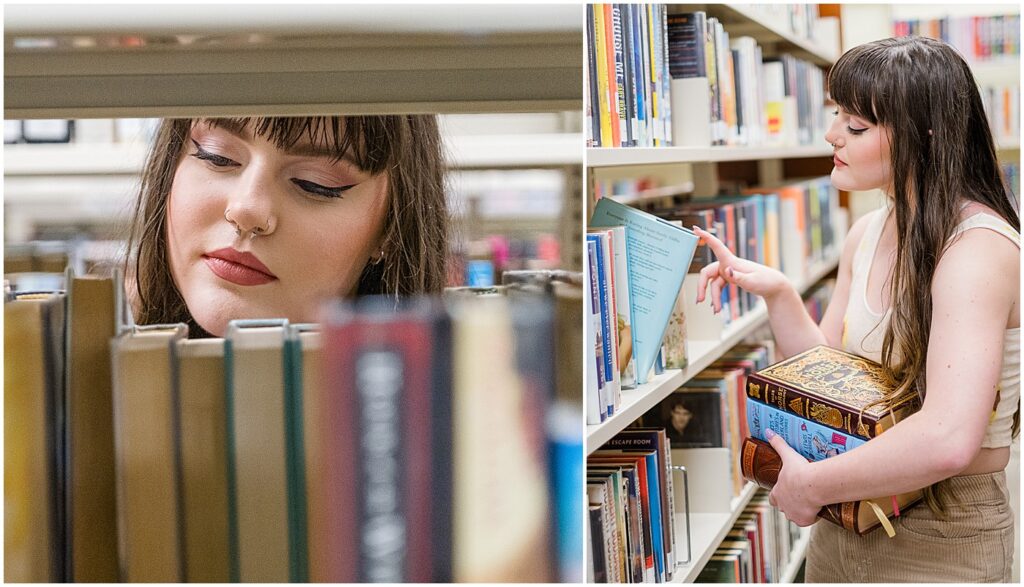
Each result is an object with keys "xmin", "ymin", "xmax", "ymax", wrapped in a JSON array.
[
  {"xmin": 694, "ymin": 36, "xmax": 1018, "ymax": 582},
  {"xmin": 123, "ymin": 116, "xmax": 448, "ymax": 337}
]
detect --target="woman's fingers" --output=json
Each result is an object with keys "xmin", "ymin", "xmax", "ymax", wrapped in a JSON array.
[
  {"xmin": 710, "ymin": 276, "xmax": 725, "ymax": 313},
  {"xmin": 693, "ymin": 225, "xmax": 735, "ymax": 264},
  {"xmin": 696, "ymin": 262, "xmax": 720, "ymax": 303},
  {"xmin": 694, "ymin": 225, "xmax": 761, "ymax": 272}
]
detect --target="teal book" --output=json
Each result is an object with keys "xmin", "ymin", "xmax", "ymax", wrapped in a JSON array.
[
  {"xmin": 590, "ymin": 198, "xmax": 699, "ymax": 385},
  {"xmin": 746, "ymin": 399, "xmax": 867, "ymax": 462}
]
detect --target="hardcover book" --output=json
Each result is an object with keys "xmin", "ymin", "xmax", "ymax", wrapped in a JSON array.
[
  {"xmin": 111, "ymin": 323, "xmax": 189, "ymax": 582},
  {"xmin": 746, "ymin": 399, "xmax": 866, "ymax": 462},
  {"xmin": 745, "ymin": 345, "xmax": 921, "ymax": 440},
  {"xmin": 741, "ymin": 438, "xmax": 924, "ymax": 536},
  {"xmin": 589, "ymin": 197, "xmax": 699, "ymax": 385},
  {"xmin": 5, "ymin": 293, "xmax": 65, "ymax": 583}
]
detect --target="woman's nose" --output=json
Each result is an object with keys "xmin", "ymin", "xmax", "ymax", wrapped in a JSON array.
[{"xmin": 225, "ymin": 170, "xmax": 278, "ymax": 236}]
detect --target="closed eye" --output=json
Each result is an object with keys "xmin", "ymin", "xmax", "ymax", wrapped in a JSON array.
[
  {"xmin": 291, "ymin": 178, "xmax": 355, "ymax": 199},
  {"xmin": 190, "ymin": 140, "xmax": 239, "ymax": 167},
  {"xmin": 847, "ymin": 126, "xmax": 868, "ymax": 135}
]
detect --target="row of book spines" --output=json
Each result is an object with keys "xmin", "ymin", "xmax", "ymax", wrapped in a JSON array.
[
  {"xmin": 666, "ymin": 11, "xmax": 828, "ymax": 148},
  {"xmin": 696, "ymin": 492, "xmax": 796, "ymax": 583},
  {"xmin": 982, "ymin": 86, "xmax": 1020, "ymax": 140},
  {"xmin": 893, "ymin": 14, "xmax": 1021, "ymax": 59},
  {"xmin": 586, "ymin": 3, "xmax": 673, "ymax": 148},
  {"xmin": 587, "ymin": 431, "xmax": 676, "ymax": 583},
  {"xmin": 586, "ymin": 230, "xmax": 625, "ymax": 424}
]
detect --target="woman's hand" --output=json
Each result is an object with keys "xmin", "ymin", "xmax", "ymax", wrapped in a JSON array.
[
  {"xmin": 692, "ymin": 225, "xmax": 791, "ymax": 312},
  {"xmin": 766, "ymin": 429, "xmax": 822, "ymax": 527}
]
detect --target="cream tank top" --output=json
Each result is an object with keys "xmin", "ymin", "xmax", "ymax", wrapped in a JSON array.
[{"xmin": 841, "ymin": 203, "xmax": 1020, "ymax": 448}]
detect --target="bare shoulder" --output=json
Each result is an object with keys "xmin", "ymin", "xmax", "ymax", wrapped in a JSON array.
[{"xmin": 933, "ymin": 218, "xmax": 1019, "ymax": 319}]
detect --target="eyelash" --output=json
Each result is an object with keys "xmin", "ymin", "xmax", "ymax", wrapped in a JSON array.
[
  {"xmin": 189, "ymin": 139, "xmax": 354, "ymax": 199},
  {"xmin": 832, "ymin": 111, "xmax": 868, "ymax": 135}
]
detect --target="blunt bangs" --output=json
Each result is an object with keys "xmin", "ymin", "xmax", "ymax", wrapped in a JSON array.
[{"xmin": 205, "ymin": 116, "xmax": 393, "ymax": 174}]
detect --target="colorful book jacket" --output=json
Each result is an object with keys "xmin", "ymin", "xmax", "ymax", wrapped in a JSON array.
[
  {"xmin": 741, "ymin": 438, "xmax": 923, "ymax": 535},
  {"xmin": 746, "ymin": 399, "xmax": 866, "ymax": 461},
  {"xmin": 589, "ymin": 198, "xmax": 699, "ymax": 385},
  {"xmin": 745, "ymin": 345, "xmax": 921, "ymax": 441}
]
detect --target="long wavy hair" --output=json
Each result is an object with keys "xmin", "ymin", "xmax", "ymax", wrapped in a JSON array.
[
  {"xmin": 828, "ymin": 36, "xmax": 1020, "ymax": 516},
  {"xmin": 124, "ymin": 116, "xmax": 448, "ymax": 337}
]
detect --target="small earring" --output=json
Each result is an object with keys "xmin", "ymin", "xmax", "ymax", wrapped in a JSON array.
[{"xmin": 370, "ymin": 249, "xmax": 385, "ymax": 265}]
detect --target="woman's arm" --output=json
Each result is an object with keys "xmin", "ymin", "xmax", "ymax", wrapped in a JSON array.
[{"xmin": 767, "ymin": 228, "xmax": 1017, "ymax": 524}]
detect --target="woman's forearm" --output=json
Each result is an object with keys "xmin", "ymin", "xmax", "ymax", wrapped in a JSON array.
[
  {"xmin": 764, "ymin": 283, "xmax": 827, "ymax": 359},
  {"xmin": 805, "ymin": 411, "xmax": 967, "ymax": 505}
]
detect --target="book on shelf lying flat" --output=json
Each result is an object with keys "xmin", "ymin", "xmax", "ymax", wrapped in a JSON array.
[{"xmin": 741, "ymin": 345, "xmax": 924, "ymax": 536}]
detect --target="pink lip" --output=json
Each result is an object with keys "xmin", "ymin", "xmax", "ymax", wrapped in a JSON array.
[
  {"xmin": 833, "ymin": 155, "xmax": 847, "ymax": 167},
  {"xmin": 203, "ymin": 248, "xmax": 277, "ymax": 286}
]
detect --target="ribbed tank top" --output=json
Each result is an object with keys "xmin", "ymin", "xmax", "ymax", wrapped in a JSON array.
[{"xmin": 841, "ymin": 203, "xmax": 1020, "ymax": 448}]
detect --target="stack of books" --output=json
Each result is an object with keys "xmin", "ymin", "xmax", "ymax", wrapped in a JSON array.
[{"xmin": 739, "ymin": 345, "xmax": 923, "ymax": 536}]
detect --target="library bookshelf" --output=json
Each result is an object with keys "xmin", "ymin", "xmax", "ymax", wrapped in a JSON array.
[
  {"xmin": 585, "ymin": 4, "xmax": 841, "ymax": 581},
  {"xmin": 586, "ymin": 254, "xmax": 840, "ymax": 453}
]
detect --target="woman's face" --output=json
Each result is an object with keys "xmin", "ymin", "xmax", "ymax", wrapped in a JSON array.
[
  {"xmin": 166, "ymin": 120, "xmax": 388, "ymax": 336},
  {"xmin": 824, "ymin": 106, "xmax": 892, "ymax": 193}
]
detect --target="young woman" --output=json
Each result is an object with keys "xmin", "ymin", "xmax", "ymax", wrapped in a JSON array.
[
  {"xmin": 124, "ymin": 116, "xmax": 449, "ymax": 337},
  {"xmin": 693, "ymin": 36, "xmax": 1019, "ymax": 582}
]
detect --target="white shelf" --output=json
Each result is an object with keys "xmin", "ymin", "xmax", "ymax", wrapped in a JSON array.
[
  {"xmin": 780, "ymin": 526, "xmax": 812, "ymax": 583},
  {"xmin": 4, "ymin": 133, "xmax": 582, "ymax": 177},
  {"xmin": 587, "ymin": 145, "xmax": 834, "ymax": 167},
  {"xmin": 4, "ymin": 5, "xmax": 581, "ymax": 118},
  {"xmin": 671, "ymin": 482, "xmax": 759, "ymax": 583},
  {"xmin": 586, "ymin": 254, "xmax": 839, "ymax": 454},
  {"xmin": 715, "ymin": 5, "xmax": 840, "ymax": 65},
  {"xmin": 587, "ymin": 370, "xmax": 687, "ymax": 453}
]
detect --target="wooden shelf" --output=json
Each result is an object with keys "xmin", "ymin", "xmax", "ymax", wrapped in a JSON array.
[
  {"xmin": 4, "ymin": 5, "xmax": 581, "ymax": 118},
  {"xmin": 586, "ymin": 254, "xmax": 840, "ymax": 453},
  {"xmin": 671, "ymin": 482, "xmax": 759, "ymax": 583},
  {"xmin": 587, "ymin": 145, "xmax": 834, "ymax": 167}
]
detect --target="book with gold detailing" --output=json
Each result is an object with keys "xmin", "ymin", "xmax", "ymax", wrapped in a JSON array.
[
  {"xmin": 741, "ymin": 437, "xmax": 923, "ymax": 536},
  {"xmin": 744, "ymin": 345, "xmax": 920, "ymax": 440}
]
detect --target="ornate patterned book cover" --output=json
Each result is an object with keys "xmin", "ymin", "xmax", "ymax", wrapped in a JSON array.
[
  {"xmin": 740, "ymin": 438, "xmax": 923, "ymax": 535},
  {"xmin": 745, "ymin": 345, "xmax": 920, "ymax": 440}
]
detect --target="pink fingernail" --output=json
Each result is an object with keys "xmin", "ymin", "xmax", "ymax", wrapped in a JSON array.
[{"xmin": 765, "ymin": 428, "xmax": 777, "ymax": 440}]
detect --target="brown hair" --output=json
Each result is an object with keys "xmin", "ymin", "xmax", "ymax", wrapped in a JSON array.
[
  {"xmin": 124, "ymin": 116, "xmax": 449, "ymax": 337},
  {"xmin": 828, "ymin": 36, "xmax": 1020, "ymax": 516}
]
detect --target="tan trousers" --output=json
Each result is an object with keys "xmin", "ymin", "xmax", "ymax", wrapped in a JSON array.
[{"xmin": 806, "ymin": 471, "xmax": 1015, "ymax": 583}]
